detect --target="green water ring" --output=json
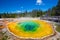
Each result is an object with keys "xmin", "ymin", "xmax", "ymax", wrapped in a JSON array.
[{"xmin": 16, "ymin": 21, "xmax": 40, "ymax": 33}]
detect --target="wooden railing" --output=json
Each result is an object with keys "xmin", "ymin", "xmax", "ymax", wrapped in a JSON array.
[{"xmin": 40, "ymin": 16, "xmax": 60, "ymax": 23}]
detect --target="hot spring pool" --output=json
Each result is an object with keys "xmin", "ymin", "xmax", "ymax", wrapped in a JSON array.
[{"xmin": 7, "ymin": 19, "xmax": 54, "ymax": 39}]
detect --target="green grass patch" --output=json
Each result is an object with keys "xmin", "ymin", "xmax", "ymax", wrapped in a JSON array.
[{"xmin": 56, "ymin": 24, "xmax": 60, "ymax": 32}]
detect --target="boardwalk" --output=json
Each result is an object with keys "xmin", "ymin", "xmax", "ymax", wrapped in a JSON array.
[{"xmin": 40, "ymin": 16, "xmax": 60, "ymax": 23}]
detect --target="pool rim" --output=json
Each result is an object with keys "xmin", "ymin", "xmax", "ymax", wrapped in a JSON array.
[{"xmin": 7, "ymin": 20, "xmax": 55, "ymax": 39}]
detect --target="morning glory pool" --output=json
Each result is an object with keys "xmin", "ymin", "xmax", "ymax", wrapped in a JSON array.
[{"xmin": 7, "ymin": 19, "xmax": 54, "ymax": 39}]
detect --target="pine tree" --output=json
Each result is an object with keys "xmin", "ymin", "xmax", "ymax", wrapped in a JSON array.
[{"xmin": 55, "ymin": 0, "xmax": 60, "ymax": 16}]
